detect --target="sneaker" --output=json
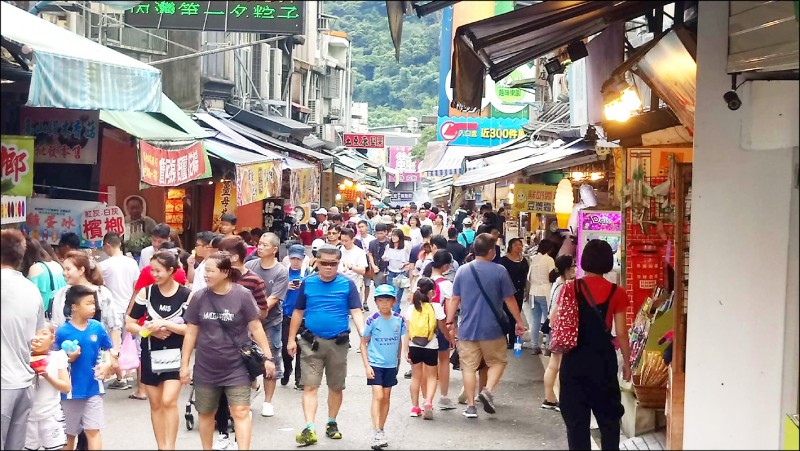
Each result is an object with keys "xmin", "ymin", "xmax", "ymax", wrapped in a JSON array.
[
  {"xmin": 295, "ymin": 383, "xmax": 304, "ymax": 391},
  {"xmin": 438, "ymin": 397, "xmax": 456, "ymax": 410},
  {"xmin": 462, "ymin": 405, "xmax": 478, "ymax": 418},
  {"xmin": 371, "ymin": 432, "xmax": 383, "ymax": 450},
  {"xmin": 404, "ymin": 370, "xmax": 412, "ymax": 379},
  {"xmin": 423, "ymin": 401, "xmax": 434, "ymax": 420},
  {"xmin": 295, "ymin": 427, "xmax": 317, "ymax": 447},
  {"xmin": 212, "ymin": 433, "xmax": 231, "ymax": 450},
  {"xmin": 107, "ymin": 378, "xmax": 130, "ymax": 390},
  {"xmin": 541, "ymin": 400, "xmax": 561, "ymax": 411},
  {"xmin": 261, "ymin": 402, "xmax": 275, "ymax": 417},
  {"xmin": 325, "ymin": 421, "xmax": 342, "ymax": 439},
  {"xmin": 409, "ymin": 406, "xmax": 422, "ymax": 417},
  {"xmin": 376, "ymin": 430, "xmax": 388, "ymax": 448},
  {"xmin": 227, "ymin": 442, "xmax": 238, "ymax": 451},
  {"xmin": 478, "ymin": 388, "xmax": 496, "ymax": 414},
  {"xmin": 363, "ymin": 302, "xmax": 370, "ymax": 312},
  {"xmin": 280, "ymin": 375, "xmax": 290, "ymax": 386}
]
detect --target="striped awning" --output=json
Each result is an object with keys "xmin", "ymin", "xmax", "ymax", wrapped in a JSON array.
[
  {"xmin": 424, "ymin": 145, "xmax": 488, "ymax": 176},
  {"xmin": 1, "ymin": 2, "xmax": 162, "ymax": 112}
]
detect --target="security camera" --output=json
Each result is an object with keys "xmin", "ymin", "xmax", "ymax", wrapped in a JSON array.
[{"xmin": 723, "ymin": 90, "xmax": 741, "ymax": 111}]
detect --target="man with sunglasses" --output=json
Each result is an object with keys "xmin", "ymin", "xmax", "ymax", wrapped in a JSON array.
[{"xmin": 286, "ymin": 245, "xmax": 366, "ymax": 447}]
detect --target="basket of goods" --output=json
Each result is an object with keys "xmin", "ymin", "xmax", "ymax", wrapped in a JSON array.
[{"xmin": 632, "ymin": 351, "xmax": 668, "ymax": 408}]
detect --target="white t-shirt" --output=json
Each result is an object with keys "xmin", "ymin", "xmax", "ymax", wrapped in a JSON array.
[
  {"xmin": 358, "ymin": 234, "xmax": 376, "ymax": 251},
  {"xmin": 29, "ymin": 350, "xmax": 68, "ymax": 421},
  {"xmin": 191, "ymin": 260, "xmax": 207, "ymax": 294},
  {"xmin": 403, "ymin": 302, "xmax": 445, "ymax": 349},
  {"xmin": 383, "ymin": 245, "xmax": 411, "ymax": 273},
  {"xmin": 99, "ymin": 255, "xmax": 140, "ymax": 315},
  {"xmin": 528, "ymin": 253, "xmax": 556, "ymax": 298},
  {"xmin": 421, "ymin": 217, "xmax": 434, "ymax": 228},
  {"xmin": 433, "ymin": 277, "xmax": 454, "ymax": 305},
  {"xmin": 409, "ymin": 228, "xmax": 423, "ymax": 248},
  {"xmin": 339, "ymin": 245, "xmax": 368, "ymax": 289},
  {"xmin": 138, "ymin": 245, "xmax": 156, "ymax": 270}
]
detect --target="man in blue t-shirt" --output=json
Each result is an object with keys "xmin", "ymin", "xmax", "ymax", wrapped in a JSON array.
[
  {"xmin": 446, "ymin": 233, "xmax": 525, "ymax": 419},
  {"xmin": 286, "ymin": 246, "xmax": 366, "ymax": 446},
  {"xmin": 281, "ymin": 244, "xmax": 313, "ymax": 389}
]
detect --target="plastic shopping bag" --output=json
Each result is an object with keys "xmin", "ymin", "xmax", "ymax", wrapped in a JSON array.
[{"xmin": 118, "ymin": 331, "xmax": 140, "ymax": 371}]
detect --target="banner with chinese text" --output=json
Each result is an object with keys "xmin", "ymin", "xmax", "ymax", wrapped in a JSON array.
[
  {"xmin": 289, "ymin": 167, "xmax": 320, "ymax": 207},
  {"xmin": 20, "ymin": 107, "xmax": 99, "ymax": 164},
  {"xmin": 1, "ymin": 135, "xmax": 34, "ymax": 196},
  {"xmin": 235, "ymin": 161, "xmax": 281, "ymax": 206},
  {"xmin": 387, "ymin": 146, "xmax": 419, "ymax": 183},
  {"xmin": 80, "ymin": 205, "xmax": 127, "ymax": 244},
  {"xmin": 139, "ymin": 140, "xmax": 207, "ymax": 187},
  {"xmin": 511, "ymin": 184, "xmax": 557, "ymax": 217},
  {"xmin": 213, "ymin": 180, "xmax": 237, "ymax": 232},
  {"xmin": 22, "ymin": 198, "xmax": 104, "ymax": 248}
]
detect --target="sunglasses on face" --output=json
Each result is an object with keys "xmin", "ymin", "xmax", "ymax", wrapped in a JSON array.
[{"xmin": 318, "ymin": 261, "xmax": 339, "ymax": 267}]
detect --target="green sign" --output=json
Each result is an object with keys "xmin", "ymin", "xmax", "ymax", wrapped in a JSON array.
[
  {"xmin": 124, "ymin": 1, "xmax": 305, "ymax": 34},
  {"xmin": 1, "ymin": 135, "xmax": 34, "ymax": 197}
]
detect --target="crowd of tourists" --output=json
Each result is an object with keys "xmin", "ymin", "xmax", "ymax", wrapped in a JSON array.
[{"xmin": 1, "ymin": 199, "xmax": 631, "ymax": 451}]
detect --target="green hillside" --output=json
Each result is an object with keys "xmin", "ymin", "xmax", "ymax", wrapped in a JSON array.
[{"xmin": 323, "ymin": 1, "xmax": 441, "ymax": 126}]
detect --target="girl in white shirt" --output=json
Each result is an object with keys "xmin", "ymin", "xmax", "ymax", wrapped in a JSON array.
[
  {"xmin": 526, "ymin": 240, "xmax": 556, "ymax": 355},
  {"xmin": 383, "ymin": 229, "xmax": 412, "ymax": 314}
]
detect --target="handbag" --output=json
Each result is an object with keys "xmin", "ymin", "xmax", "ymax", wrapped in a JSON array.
[
  {"xmin": 548, "ymin": 280, "xmax": 579, "ymax": 353},
  {"xmin": 208, "ymin": 296, "xmax": 266, "ymax": 381},
  {"xmin": 118, "ymin": 331, "xmax": 140, "ymax": 371},
  {"xmin": 540, "ymin": 318, "xmax": 551, "ymax": 335},
  {"xmin": 468, "ymin": 264, "xmax": 511, "ymax": 334},
  {"xmin": 392, "ymin": 273, "xmax": 411, "ymax": 289},
  {"xmin": 144, "ymin": 286, "xmax": 182, "ymax": 374}
]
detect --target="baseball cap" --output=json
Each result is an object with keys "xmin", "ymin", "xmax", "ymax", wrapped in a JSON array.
[
  {"xmin": 381, "ymin": 215, "xmax": 393, "ymax": 224},
  {"xmin": 374, "ymin": 284, "xmax": 397, "ymax": 299},
  {"xmin": 329, "ymin": 206, "xmax": 340, "ymax": 214},
  {"xmin": 308, "ymin": 217, "xmax": 317, "ymax": 226},
  {"xmin": 316, "ymin": 208, "xmax": 328, "ymax": 216},
  {"xmin": 311, "ymin": 238, "xmax": 325, "ymax": 251},
  {"xmin": 463, "ymin": 217, "xmax": 473, "ymax": 225},
  {"xmin": 288, "ymin": 244, "xmax": 306, "ymax": 259}
]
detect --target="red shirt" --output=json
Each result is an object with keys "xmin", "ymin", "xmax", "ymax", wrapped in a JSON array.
[
  {"xmin": 134, "ymin": 265, "xmax": 187, "ymax": 292},
  {"xmin": 299, "ymin": 229, "xmax": 322, "ymax": 246},
  {"xmin": 579, "ymin": 276, "xmax": 628, "ymax": 330}
]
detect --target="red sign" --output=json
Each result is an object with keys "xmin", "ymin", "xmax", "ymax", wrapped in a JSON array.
[
  {"xmin": 140, "ymin": 141, "xmax": 206, "ymax": 187},
  {"xmin": 81, "ymin": 205, "xmax": 126, "ymax": 242},
  {"xmin": 439, "ymin": 120, "xmax": 478, "ymax": 141},
  {"xmin": 343, "ymin": 133, "xmax": 385, "ymax": 149}
]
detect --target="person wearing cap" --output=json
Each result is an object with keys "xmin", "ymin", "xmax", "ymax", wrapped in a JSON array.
[
  {"xmin": 360, "ymin": 284, "xmax": 406, "ymax": 449},
  {"xmin": 316, "ymin": 209, "xmax": 330, "ymax": 235},
  {"xmin": 281, "ymin": 244, "xmax": 313, "ymax": 390},
  {"xmin": 458, "ymin": 217, "xmax": 476, "ymax": 250},
  {"xmin": 328, "ymin": 206, "xmax": 340, "ymax": 216},
  {"xmin": 299, "ymin": 217, "xmax": 323, "ymax": 246}
]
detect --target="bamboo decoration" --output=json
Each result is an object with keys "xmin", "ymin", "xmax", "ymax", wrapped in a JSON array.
[{"xmin": 639, "ymin": 351, "xmax": 669, "ymax": 387}]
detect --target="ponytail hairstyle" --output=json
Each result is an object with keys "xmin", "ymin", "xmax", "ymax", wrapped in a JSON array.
[
  {"xmin": 64, "ymin": 251, "xmax": 104, "ymax": 286},
  {"xmin": 549, "ymin": 254, "xmax": 575, "ymax": 283},
  {"xmin": 206, "ymin": 251, "xmax": 242, "ymax": 283},
  {"xmin": 413, "ymin": 277, "xmax": 435, "ymax": 312}
]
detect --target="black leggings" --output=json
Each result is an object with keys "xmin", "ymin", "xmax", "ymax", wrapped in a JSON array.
[
  {"xmin": 281, "ymin": 315, "xmax": 300, "ymax": 384},
  {"xmin": 503, "ymin": 296, "xmax": 524, "ymax": 345}
]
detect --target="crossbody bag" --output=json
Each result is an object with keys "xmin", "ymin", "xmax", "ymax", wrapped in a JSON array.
[
  {"xmin": 207, "ymin": 294, "xmax": 266, "ymax": 381},
  {"xmin": 468, "ymin": 264, "xmax": 510, "ymax": 334}
]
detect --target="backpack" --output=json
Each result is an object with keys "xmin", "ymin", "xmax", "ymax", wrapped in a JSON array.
[
  {"xmin": 460, "ymin": 231, "xmax": 474, "ymax": 247},
  {"xmin": 431, "ymin": 277, "xmax": 447, "ymax": 309},
  {"xmin": 408, "ymin": 302, "xmax": 437, "ymax": 347}
]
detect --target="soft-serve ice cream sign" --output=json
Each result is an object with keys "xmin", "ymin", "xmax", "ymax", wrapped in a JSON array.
[{"xmin": 388, "ymin": 146, "xmax": 419, "ymax": 183}]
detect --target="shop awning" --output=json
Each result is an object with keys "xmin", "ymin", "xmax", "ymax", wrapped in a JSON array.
[
  {"xmin": 100, "ymin": 94, "xmax": 211, "ymax": 141},
  {"xmin": 423, "ymin": 145, "xmax": 489, "ymax": 177},
  {"xmin": 451, "ymin": 0, "xmax": 668, "ymax": 110},
  {"xmin": 224, "ymin": 103, "xmax": 313, "ymax": 140},
  {"xmin": 418, "ymin": 141, "xmax": 449, "ymax": 173},
  {"xmin": 0, "ymin": 2, "xmax": 162, "ymax": 112},
  {"xmin": 204, "ymin": 138, "xmax": 278, "ymax": 165},
  {"xmin": 334, "ymin": 165, "xmax": 366, "ymax": 181},
  {"xmin": 454, "ymin": 140, "xmax": 596, "ymax": 188}
]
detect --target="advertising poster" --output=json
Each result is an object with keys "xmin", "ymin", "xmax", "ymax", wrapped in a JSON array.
[
  {"xmin": 437, "ymin": 116, "xmax": 528, "ymax": 147},
  {"xmin": 387, "ymin": 146, "xmax": 419, "ymax": 182},
  {"xmin": 212, "ymin": 181, "xmax": 237, "ymax": 232},
  {"xmin": 290, "ymin": 167, "xmax": 320, "ymax": 207},
  {"xmin": 165, "ymin": 188, "xmax": 186, "ymax": 233},
  {"xmin": 80, "ymin": 205, "xmax": 127, "ymax": 243},
  {"xmin": 22, "ymin": 198, "xmax": 104, "ymax": 247},
  {"xmin": 139, "ymin": 140, "xmax": 207, "ymax": 186},
  {"xmin": 1, "ymin": 135, "xmax": 34, "ymax": 196},
  {"xmin": 235, "ymin": 161, "xmax": 281, "ymax": 206},
  {"xmin": 511, "ymin": 184, "xmax": 557, "ymax": 218},
  {"xmin": 19, "ymin": 107, "xmax": 99, "ymax": 164}
]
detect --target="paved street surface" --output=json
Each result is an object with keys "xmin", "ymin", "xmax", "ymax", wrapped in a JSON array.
[{"xmin": 102, "ymin": 300, "xmax": 569, "ymax": 450}]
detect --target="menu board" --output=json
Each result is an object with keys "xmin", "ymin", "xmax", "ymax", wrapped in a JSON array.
[{"xmin": 165, "ymin": 188, "xmax": 185, "ymax": 233}]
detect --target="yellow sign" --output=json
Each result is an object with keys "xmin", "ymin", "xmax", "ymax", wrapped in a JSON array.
[
  {"xmin": 511, "ymin": 183, "xmax": 557, "ymax": 216},
  {"xmin": 290, "ymin": 167, "xmax": 320, "ymax": 207},
  {"xmin": 213, "ymin": 180, "xmax": 237, "ymax": 232},
  {"xmin": 236, "ymin": 161, "xmax": 281, "ymax": 206}
]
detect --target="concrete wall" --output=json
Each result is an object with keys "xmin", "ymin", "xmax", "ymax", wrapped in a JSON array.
[
  {"xmin": 158, "ymin": 31, "xmax": 202, "ymax": 110},
  {"xmin": 684, "ymin": 2, "xmax": 799, "ymax": 448}
]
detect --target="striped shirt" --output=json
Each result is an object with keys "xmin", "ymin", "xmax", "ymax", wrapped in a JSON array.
[{"xmin": 237, "ymin": 271, "xmax": 268, "ymax": 311}]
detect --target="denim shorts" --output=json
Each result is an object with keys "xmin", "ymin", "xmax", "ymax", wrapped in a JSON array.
[
  {"xmin": 262, "ymin": 320, "xmax": 284, "ymax": 380},
  {"xmin": 367, "ymin": 366, "xmax": 398, "ymax": 388}
]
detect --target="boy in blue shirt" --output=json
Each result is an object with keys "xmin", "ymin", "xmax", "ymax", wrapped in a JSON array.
[
  {"xmin": 55, "ymin": 285, "xmax": 114, "ymax": 451},
  {"xmin": 360, "ymin": 284, "xmax": 407, "ymax": 450}
]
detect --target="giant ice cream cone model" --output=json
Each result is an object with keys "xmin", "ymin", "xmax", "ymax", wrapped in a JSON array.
[{"xmin": 554, "ymin": 178, "xmax": 575, "ymax": 230}]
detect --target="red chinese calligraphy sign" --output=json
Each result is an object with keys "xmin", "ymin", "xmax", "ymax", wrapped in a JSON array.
[
  {"xmin": 139, "ymin": 141, "xmax": 206, "ymax": 187},
  {"xmin": 81, "ymin": 205, "xmax": 126, "ymax": 242},
  {"xmin": 343, "ymin": 133, "xmax": 385, "ymax": 149}
]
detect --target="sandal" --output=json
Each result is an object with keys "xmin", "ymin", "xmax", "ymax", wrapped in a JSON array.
[{"xmin": 128, "ymin": 394, "xmax": 147, "ymax": 400}]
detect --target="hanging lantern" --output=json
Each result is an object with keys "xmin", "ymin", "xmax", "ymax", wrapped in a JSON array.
[{"xmin": 554, "ymin": 178, "xmax": 575, "ymax": 229}]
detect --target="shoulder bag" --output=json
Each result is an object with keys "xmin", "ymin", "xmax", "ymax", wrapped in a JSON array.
[
  {"xmin": 41, "ymin": 262, "xmax": 56, "ymax": 320},
  {"xmin": 468, "ymin": 264, "xmax": 510, "ymax": 334},
  {"xmin": 207, "ymin": 294, "xmax": 266, "ymax": 381},
  {"xmin": 145, "ymin": 287, "xmax": 183, "ymax": 374}
]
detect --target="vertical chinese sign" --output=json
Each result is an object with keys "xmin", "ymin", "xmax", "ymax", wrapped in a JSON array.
[
  {"xmin": 213, "ymin": 180, "xmax": 237, "ymax": 232},
  {"xmin": 80, "ymin": 205, "xmax": 127, "ymax": 245},
  {"xmin": 387, "ymin": 146, "xmax": 419, "ymax": 183},
  {"xmin": 139, "ymin": 141, "xmax": 207, "ymax": 187},
  {"xmin": 19, "ymin": 107, "xmax": 99, "ymax": 164},
  {"xmin": 235, "ymin": 161, "xmax": 281, "ymax": 206},
  {"xmin": 1, "ymin": 135, "xmax": 34, "ymax": 196}
]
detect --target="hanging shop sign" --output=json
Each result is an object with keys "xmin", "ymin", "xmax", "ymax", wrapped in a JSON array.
[
  {"xmin": 437, "ymin": 117, "xmax": 528, "ymax": 147},
  {"xmin": 321, "ymin": 169, "xmax": 334, "ymax": 208},
  {"xmin": 165, "ymin": 188, "xmax": 186, "ymax": 233},
  {"xmin": 1, "ymin": 135, "xmax": 34, "ymax": 197},
  {"xmin": 22, "ymin": 198, "xmax": 104, "ymax": 247},
  {"xmin": 19, "ymin": 107, "xmax": 99, "ymax": 164},
  {"xmin": 124, "ymin": 1, "xmax": 305, "ymax": 34},
  {"xmin": 511, "ymin": 184, "xmax": 557, "ymax": 217},
  {"xmin": 1, "ymin": 195, "xmax": 27, "ymax": 225},
  {"xmin": 212, "ymin": 180, "xmax": 237, "ymax": 232},
  {"xmin": 139, "ymin": 140, "xmax": 207, "ymax": 187},
  {"xmin": 343, "ymin": 133, "xmax": 385, "ymax": 149},
  {"xmin": 235, "ymin": 161, "xmax": 282, "ymax": 206},
  {"xmin": 289, "ymin": 167, "xmax": 320, "ymax": 208},
  {"xmin": 80, "ymin": 205, "xmax": 126, "ymax": 244},
  {"xmin": 390, "ymin": 191, "xmax": 414, "ymax": 202},
  {"xmin": 387, "ymin": 146, "xmax": 419, "ymax": 183}
]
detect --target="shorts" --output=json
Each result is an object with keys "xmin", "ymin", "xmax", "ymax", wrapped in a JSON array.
[
  {"xmin": 140, "ymin": 344, "xmax": 181, "ymax": 386},
  {"xmin": 408, "ymin": 346, "xmax": 438, "ymax": 366},
  {"xmin": 61, "ymin": 396, "xmax": 104, "ymax": 436},
  {"xmin": 435, "ymin": 328, "xmax": 451, "ymax": 352},
  {"xmin": 457, "ymin": 337, "xmax": 508, "ymax": 373},
  {"xmin": 25, "ymin": 411, "xmax": 67, "ymax": 450},
  {"xmin": 364, "ymin": 277, "xmax": 372, "ymax": 287},
  {"xmin": 298, "ymin": 336, "xmax": 349, "ymax": 391},
  {"xmin": 193, "ymin": 385, "xmax": 251, "ymax": 414},
  {"xmin": 262, "ymin": 321, "xmax": 284, "ymax": 380},
  {"xmin": 367, "ymin": 366, "xmax": 398, "ymax": 388}
]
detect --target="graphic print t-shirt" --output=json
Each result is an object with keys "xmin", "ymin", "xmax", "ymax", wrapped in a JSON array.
[
  {"xmin": 55, "ymin": 319, "xmax": 112, "ymax": 399},
  {"xmin": 183, "ymin": 285, "xmax": 260, "ymax": 386},
  {"xmin": 130, "ymin": 284, "xmax": 190, "ymax": 352},
  {"xmin": 363, "ymin": 312, "xmax": 406, "ymax": 368}
]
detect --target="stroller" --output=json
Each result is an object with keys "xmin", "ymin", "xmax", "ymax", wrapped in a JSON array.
[{"xmin": 185, "ymin": 381, "xmax": 196, "ymax": 430}]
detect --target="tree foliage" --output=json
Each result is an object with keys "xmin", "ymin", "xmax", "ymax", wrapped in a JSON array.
[
  {"xmin": 410, "ymin": 126, "xmax": 438, "ymax": 160},
  {"xmin": 324, "ymin": 1, "xmax": 440, "ymax": 127}
]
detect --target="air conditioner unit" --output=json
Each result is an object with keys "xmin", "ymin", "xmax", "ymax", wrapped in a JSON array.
[
  {"xmin": 270, "ymin": 47, "xmax": 283, "ymax": 101},
  {"xmin": 308, "ymin": 99, "xmax": 321, "ymax": 125},
  {"xmin": 257, "ymin": 43, "xmax": 270, "ymax": 99}
]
